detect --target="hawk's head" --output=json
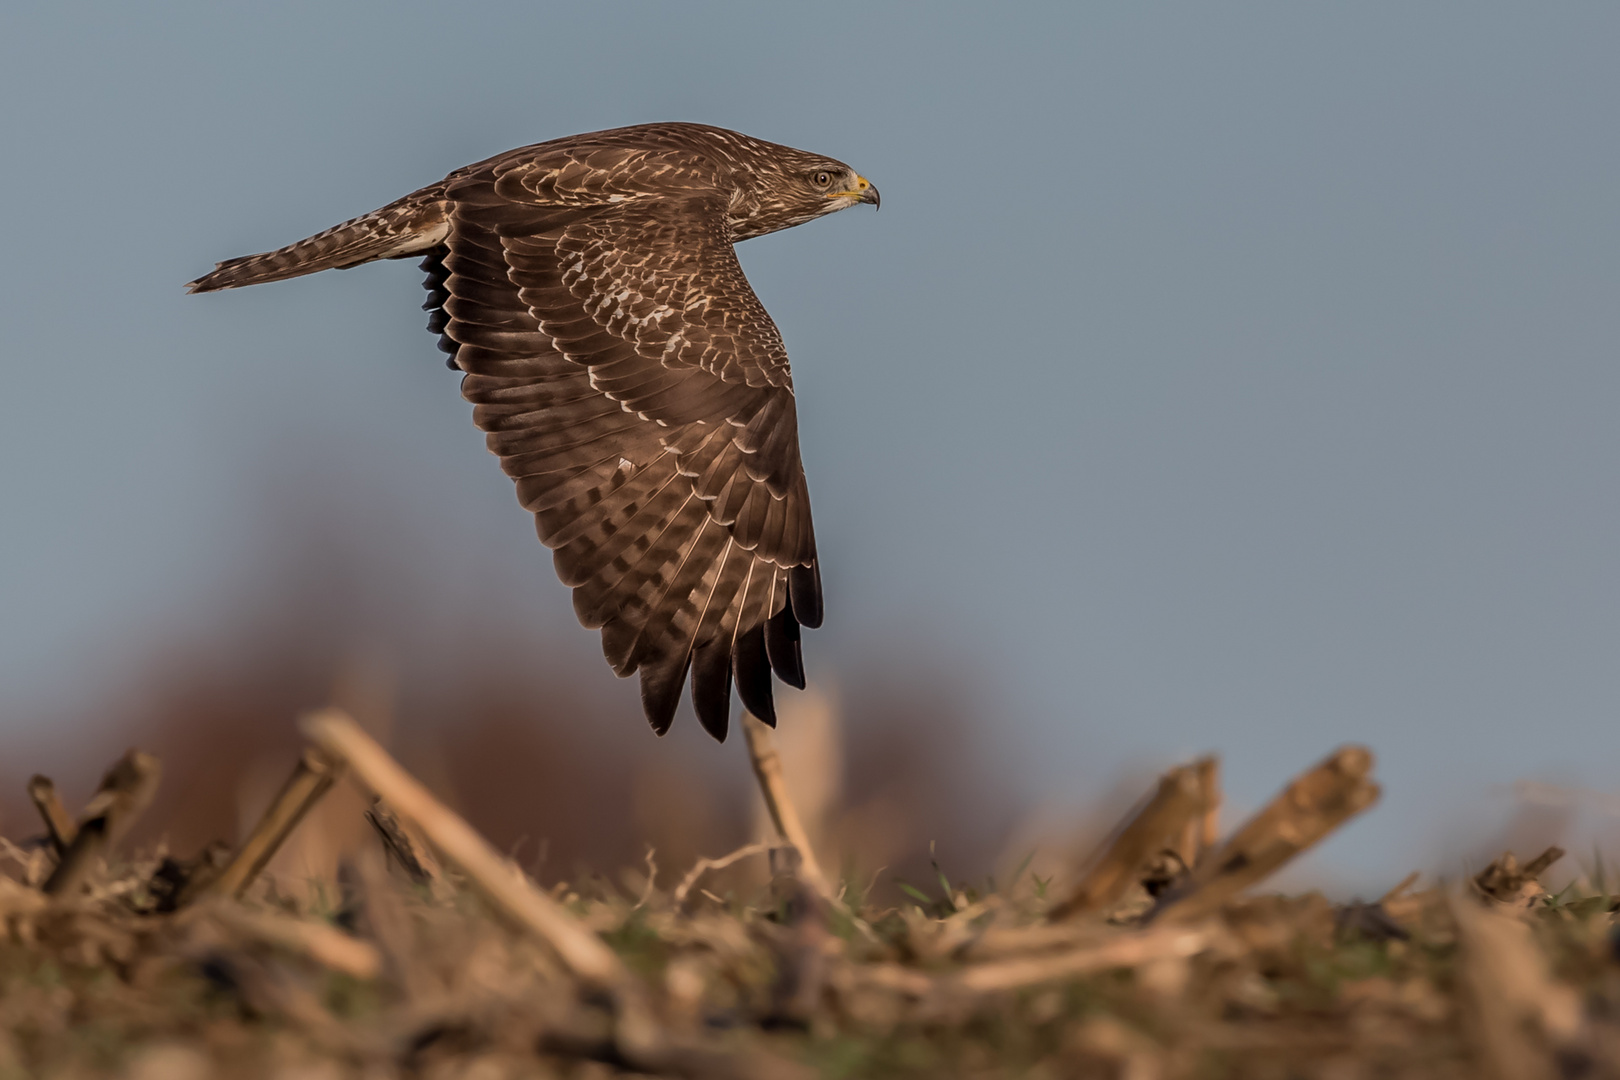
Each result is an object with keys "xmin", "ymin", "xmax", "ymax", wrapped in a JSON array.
[{"xmin": 726, "ymin": 144, "xmax": 879, "ymax": 241}]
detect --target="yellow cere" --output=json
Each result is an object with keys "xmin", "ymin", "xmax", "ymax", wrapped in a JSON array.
[{"xmin": 827, "ymin": 175, "xmax": 872, "ymax": 199}]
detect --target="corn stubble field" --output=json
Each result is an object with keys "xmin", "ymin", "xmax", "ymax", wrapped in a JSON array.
[{"xmin": 2, "ymin": 704, "xmax": 1618, "ymax": 1080}]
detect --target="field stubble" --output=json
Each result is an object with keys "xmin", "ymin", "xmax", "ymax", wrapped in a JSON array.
[{"xmin": 1, "ymin": 705, "xmax": 1618, "ymax": 1080}]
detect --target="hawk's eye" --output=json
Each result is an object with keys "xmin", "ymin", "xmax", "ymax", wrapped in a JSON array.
[{"xmin": 813, "ymin": 170, "xmax": 833, "ymax": 188}]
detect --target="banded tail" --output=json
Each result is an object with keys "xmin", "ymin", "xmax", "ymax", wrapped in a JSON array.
[{"xmin": 186, "ymin": 188, "xmax": 451, "ymax": 293}]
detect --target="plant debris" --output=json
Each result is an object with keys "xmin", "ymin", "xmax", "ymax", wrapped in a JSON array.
[{"xmin": 1, "ymin": 713, "xmax": 1618, "ymax": 1078}]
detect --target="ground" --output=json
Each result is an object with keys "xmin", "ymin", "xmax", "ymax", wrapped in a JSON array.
[{"xmin": 2, "ymin": 722, "xmax": 1617, "ymax": 1079}]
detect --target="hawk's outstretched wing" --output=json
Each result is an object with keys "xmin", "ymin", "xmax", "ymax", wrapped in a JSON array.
[
  {"xmin": 427, "ymin": 155, "xmax": 822, "ymax": 739},
  {"xmin": 185, "ymin": 123, "xmax": 876, "ymax": 739}
]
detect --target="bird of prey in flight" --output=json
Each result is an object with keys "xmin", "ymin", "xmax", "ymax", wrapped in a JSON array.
[{"xmin": 189, "ymin": 123, "xmax": 879, "ymax": 742}]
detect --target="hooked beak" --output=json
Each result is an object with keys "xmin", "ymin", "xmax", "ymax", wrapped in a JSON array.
[{"xmin": 830, "ymin": 174, "xmax": 880, "ymax": 209}]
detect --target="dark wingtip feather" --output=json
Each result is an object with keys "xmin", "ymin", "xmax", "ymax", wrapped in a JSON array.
[
  {"xmin": 639, "ymin": 652, "xmax": 692, "ymax": 736},
  {"xmin": 419, "ymin": 249, "xmax": 460, "ymax": 369},
  {"xmin": 733, "ymin": 624, "xmax": 776, "ymax": 727},
  {"xmin": 788, "ymin": 563, "xmax": 823, "ymax": 629},
  {"xmin": 764, "ymin": 606, "xmax": 805, "ymax": 689},
  {"xmin": 690, "ymin": 642, "xmax": 733, "ymax": 742}
]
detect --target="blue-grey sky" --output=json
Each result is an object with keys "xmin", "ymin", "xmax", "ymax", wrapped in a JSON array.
[{"xmin": 3, "ymin": 3, "xmax": 1618, "ymax": 880}]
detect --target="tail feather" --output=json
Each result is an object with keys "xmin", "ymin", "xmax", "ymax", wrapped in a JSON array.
[{"xmin": 186, "ymin": 189, "xmax": 450, "ymax": 293}]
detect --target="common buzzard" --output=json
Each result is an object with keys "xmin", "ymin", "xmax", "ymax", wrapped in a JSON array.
[{"xmin": 188, "ymin": 123, "xmax": 879, "ymax": 741}]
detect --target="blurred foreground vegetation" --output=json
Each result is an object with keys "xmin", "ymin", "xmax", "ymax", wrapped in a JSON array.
[{"xmin": 1, "ymin": 717, "xmax": 1617, "ymax": 1080}]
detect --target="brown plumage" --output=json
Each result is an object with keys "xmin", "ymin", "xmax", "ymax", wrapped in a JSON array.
[{"xmin": 188, "ymin": 123, "xmax": 879, "ymax": 740}]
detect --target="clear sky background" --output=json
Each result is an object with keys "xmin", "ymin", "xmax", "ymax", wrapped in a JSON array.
[{"xmin": 2, "ymin": 3, "xmax": 1617, "ymax": 882}]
